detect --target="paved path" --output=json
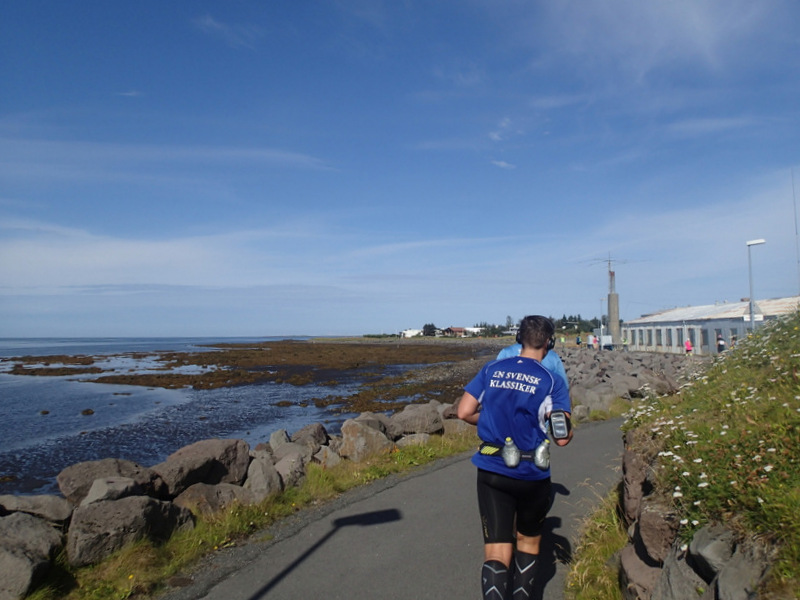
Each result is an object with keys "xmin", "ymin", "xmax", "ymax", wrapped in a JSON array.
[{"xmin": 161, "ymin": 418, "xmax": 624, "ymax": 600}]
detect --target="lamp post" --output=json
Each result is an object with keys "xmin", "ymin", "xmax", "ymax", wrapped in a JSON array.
[{"xmin": 746, "ymin": 239, "xmax": 766, "ymax": 332}]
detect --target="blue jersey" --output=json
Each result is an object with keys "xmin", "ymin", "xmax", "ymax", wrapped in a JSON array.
[
  {"xmin": 496, "ymin": 344, "xmax": 569, "ymax": 390},
  {"xmin": 465, "ymin": 356, "xmax": 571, "ymax": 480}
]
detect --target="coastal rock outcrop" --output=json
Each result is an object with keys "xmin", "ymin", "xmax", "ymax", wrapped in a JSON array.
[
  {"xmin": 557, "ymin": 348, "xmax": 702, "ymax": 419},
  {"xmin": 0, "ymin": 347, "xmax": 708, "ymax": 599},
  {"xmin": 619, "ymin": 430, "xmax": 773, "ymax": 599},
  {"xmin": 0, "ymin": 494, "xmax": 73, "ymax": 525},
  {"xmin": 66, "ymin": 496, "xmax": 194, "ymax": 567},
  {"xmin": 152, "ymin": 438, "xmax": 251, "ymax": 497},
  {"xmin": 0, "ymin": 512, "xmax": 63, "ymax": 600},
  {"xmin": 338, "ymin": 418, "xmax": 395, "ymax": 462},
  {"xmin": 56, "ymin": 457, "xmax": 167, "ymax": 504}
]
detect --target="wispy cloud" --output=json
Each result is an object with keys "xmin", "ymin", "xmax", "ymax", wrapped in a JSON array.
[
  {"xmin": 488, "ymin": 117, "xmax": 512, "ymax": 142},
  {"xmin": 490, "ymin": 160, "xmax": 515, "ymax": 170},
  {"xmin": 192, "ymin": 15, "xmax": 264, "ymax": 50},
  {"xmin": 666, "ymin": 116, "xmax": 759, "ymax": 138},
  {"xmin": 0, "ymin": 138, "xmax": 334, "ymax": 185}
]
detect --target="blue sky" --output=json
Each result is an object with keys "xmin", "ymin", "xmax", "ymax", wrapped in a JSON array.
[{"xmin": 2, "ymin": 1, "xmax": 800, "ymax": 337}]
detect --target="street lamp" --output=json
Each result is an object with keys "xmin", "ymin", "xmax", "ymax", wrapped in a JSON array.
[{"xmin": 746, "ymin": 239, "xmax": 766, "ymax": 332}]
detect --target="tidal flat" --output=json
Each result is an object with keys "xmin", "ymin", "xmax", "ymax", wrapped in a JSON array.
[
  {"xmin": 0, "ymin": 338, "xmax": 507, "ymax": 494},
  {"xmin": 5, "ymin": 338, "xmax": 504, "ymax": 414}
]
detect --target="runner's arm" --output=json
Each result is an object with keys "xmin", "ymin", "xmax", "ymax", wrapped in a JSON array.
[{"xmin": 457, "ymin": 392, "xmax": 481, "ymax": 425}]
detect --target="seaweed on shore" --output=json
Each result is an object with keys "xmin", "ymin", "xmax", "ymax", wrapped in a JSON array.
[{"xmin": 3, "ymin": 339, "xmax": 503, "ymax": 413}]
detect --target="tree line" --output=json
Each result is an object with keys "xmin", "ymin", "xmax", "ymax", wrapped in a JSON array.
[{"xmin": 417, "ymin": 314, "xmax": 606, "ymax": 337}]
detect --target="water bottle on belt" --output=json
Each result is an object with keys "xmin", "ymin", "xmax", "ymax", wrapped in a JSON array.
[
  {"xmin": 501, "ymin": 437, "xmax": 521, "ymax": 468},
  {"xmin": 534, "ymin": 439, "xmax": 550, "ymax": 469}
]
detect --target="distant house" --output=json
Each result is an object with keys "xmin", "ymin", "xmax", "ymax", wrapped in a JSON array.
[
  {"xmin": 443, "ymin": 326, "xmax": 483, "ymax": 337},
  {"xmin": 443, "ymin": 327, "xmax": 466, "ymax": 337},
  {"xmin": 622, "ymin": 296, "xmax": 800, "ymax": 355},
  {"xmin": 400, "ymin": 329, "xmax": 423, "ymax": 338}
]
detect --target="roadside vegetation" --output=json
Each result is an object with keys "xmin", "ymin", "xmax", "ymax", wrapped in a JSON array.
[
  {"xmin": 566, "ymin": 310, "xmax": 800, "ymax": 599},
  {"xmin": 28, "ymin": 430, "xmax": 479, "ymax": 600}
]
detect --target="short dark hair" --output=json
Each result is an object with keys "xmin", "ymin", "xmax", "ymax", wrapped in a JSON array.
[{"xmin": 518, "ymin": 315, "xmax": 555, "ymax": 350}]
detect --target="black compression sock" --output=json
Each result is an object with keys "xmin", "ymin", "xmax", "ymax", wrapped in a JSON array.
[
  {"xmin": 511, "ymin": 551, "xmax": 538, "ymax": 599},
  {"xmin": 481, "ymin": 560, "xmax": 509, "ymax": 599}
]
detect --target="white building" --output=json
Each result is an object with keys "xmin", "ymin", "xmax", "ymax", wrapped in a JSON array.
[
  {"xmin": 400, "ymin": 329, "xmax": 423, "ymax": 338},
  {"xmin": 622, "ymin": 296, "xmax": 800, "ymax": 355}
]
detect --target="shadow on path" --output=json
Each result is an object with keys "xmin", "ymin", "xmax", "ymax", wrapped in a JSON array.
[
  {"xmin": 247, "ymin": 508, "xmax": 402, "ymax": 600},
  {"xmin": 530, "ymin": 482, "xmax": 573, "ymax": 599}
]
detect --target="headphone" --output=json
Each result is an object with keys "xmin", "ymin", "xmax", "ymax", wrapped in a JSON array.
[{"xmin": 516, "ymin": 316, "xmax": 556, "ymax": 350}]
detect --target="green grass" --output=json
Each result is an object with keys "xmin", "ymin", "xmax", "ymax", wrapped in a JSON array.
[
  {"xmin": 28, "ymin": 430, "xmax": 479, "ymax": 600},
  {"xmin": 565, "ymin": 485, "xmax": 627, "ymax": 600},
  {"xmin": 576, "ymin": 310, "xmax": 800, "ymax": 597}
]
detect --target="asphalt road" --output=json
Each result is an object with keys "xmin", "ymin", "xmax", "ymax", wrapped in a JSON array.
[{"xmin": 160, "ymin": 418, "xmax": 624, "ymax": 600}]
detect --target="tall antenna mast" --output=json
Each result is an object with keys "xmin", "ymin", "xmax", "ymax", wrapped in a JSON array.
[
  {"xmin": 605, "ymin": 253, "xmax": 620, "ymax": 347},
  {"xmin": 793, "ymin": 168, "xmax": 800, "ymax": 295}
]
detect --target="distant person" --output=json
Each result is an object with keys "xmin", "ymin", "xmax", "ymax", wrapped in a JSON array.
[
  {"xmin": 730, "ymin": 334, "xmax": 737, "ymax": 348},
  {"xmin": 684, "ymin": 338, "xmax": 693, "ymax": 354},
  {"xmin": 575, "ymin": 334, "xmax": 582, "ymax": 348},
  {"xmin": 717, "ymin": 334, "xmax": 726, "ymax": 354},
  {"xmin": 458, "ymin": 316, "xmax": 573, "ymax": 599}
]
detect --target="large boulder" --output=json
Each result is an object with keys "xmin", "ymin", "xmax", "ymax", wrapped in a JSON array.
[
  {"xmin": 66, "ymin": 496, "xmax": 194, "ymax": 567},
  {"xmin": 291, "ymin": 423, "xmax": 329, "ymax": 456},
  {"xmin": 0, "ymin": 494, "xmax": 73, "ymax": 526},
  {"xmin": 715, "ymin": 539, "xmax": 772, "ymax": 600},
  {"xmin": 354, "ymin": 412, "xmax": 403, "ymax": 441},
  {"xmin": 80, "ymin": 477, "xmax": 143, "ymax": 506},
  {"xmin": 622, "ymin": 448, "xmax": 648, "ymax": 526},
  {"xmin": 570, "ymin": 385, "xmax": 602, "ymax": 412},
  {"xmin": 152, "ymin": 439, "xmax": 251, "ymax": 497},
  {"xmin": 619, "ymin": 543, "xmax": 661, "ymax": 600},
  {"xmin": 0, "ymin": 513, "xmax": 63, "ymax": 600},
  {"xmin": 269, "ymin": 430, "xmax": 291, "ymax": 452},
  {"xmin": 390, "ymin": 402, "xmax": 443, "ymax": 435},
  {"xmin": 443, "ymin": 418, "xmax": 474, "ymax": 436},
  {"xmin": 57, "ymin": 458, "xmax": 167, "ymax": 504},
  {"xmin": 650, "ymin": 545, "xmax": 707, "ymax": 600},
  {"xmin": 339, "ymin": 419, "xmax": 394, "ymax": 462},
  {"xmin": 243, "ymin": 452, "xmax": 283, "ymax": 501},
  {"xmin": 687, "ymin": 524, "xmax": 735, "ymax": 583},
  {"xmin": 312, "ymin": 445, "xmax": 342, "ymax": 469},
  {"xmin": 174, "ymin": 483, "xmax": 256, "ymax": 517},
  {"xmin": 273, "ymin": 441, "xmax": 314, "ymax": 464},
  {"xmin": 636, "ymin": 499, "xmax": 679, "ymax": 565},
  {"xmin": 274, "ymin": 451, "xmax": 306, "ymax": 489}
]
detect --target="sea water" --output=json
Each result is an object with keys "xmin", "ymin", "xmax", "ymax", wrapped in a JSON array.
[{"xmin": 0, "ymin": 337, "xmax": 363, "ymax": 495}]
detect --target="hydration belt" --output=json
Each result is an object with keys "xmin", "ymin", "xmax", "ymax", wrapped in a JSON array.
[{"xmin": 479, "ymin": 442, "xmax": 538, "ymax": 462}]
